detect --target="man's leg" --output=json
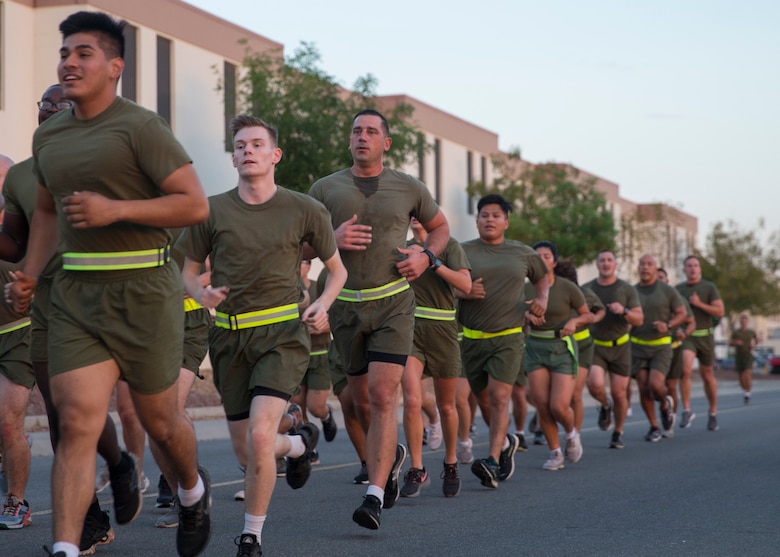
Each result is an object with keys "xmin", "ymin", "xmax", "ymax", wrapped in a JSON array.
[
  {"xmin": 337, "ymin": 384, "xmax": 367, "ymax": 463},
  {"xmin": 115, "ymin": 381, "xmax": 147, "ymax": 488},
  {"xmin": 587, "ymin": 364, "xmax": 612, "ymax": 430},
  {"xmin": 700, "ymin": 364, "xmax": 718, "ymax": 414},
  {"xmin": 511, "ymin": 384, "xmax": 528, "ymax": 436},
  {"xmin": 244, "ymin": 396, "xmax": 287, "ymax": 518},
  {"xmin": 680, "ymin": 349, "xmax": 696, "ymax": 411},
  {"xmin": 739, "ymin": 369, "xmax": 752, "ymax": 401},
  {"xmin": 364, "ymin": 361, "xmax": 404, "ymax": 492},
  {"xmin": 433, "ymin": 377, "xmax": 458, "ymax": 465},
  {"xmin": 0, "ymin": 375, "xmax": 32, "ymax": 502},
  {"xmin": 455, "ymin": 377, "xmax": 473, "ymax": 464},
  {"xmin": 635, "ymin": 369, "xmax": 658, "ymax": 429},
  {"xmin": 485, "ymin": 377, "xmax": 512, "ymax": 461},
  {"xmin": 610, "ymin": 373, "xmax": 630, "ymax": 434},
  {"xmin": 572, "ymin": 365, "xmax": 588, "ymax": 433},
  {"xmin": 400, "ymin": 357, "xmax": 427, "ymax": 496}
]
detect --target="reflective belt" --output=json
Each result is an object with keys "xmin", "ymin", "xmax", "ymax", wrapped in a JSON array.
[
  {"xmin": 630, "ymin": 336, "xmax": 672, "ymax": 346},
  {"xmin": 529, "ymin": 329, "xmax": 557, "ymax": 339},
  {"xmin": 215, "ymin": 303, "xmax": 299, "ymax": 330},
  {"xmin": 457, "ymin": 332, "xmax": 464, "ymax": 342},
  {"xmin": 62, "ymin": 246, "xmax": 171, "ymax": 271},
  {"xmin": 414, "ymin": 306, "xmax": 456, "ymax": 321},
  {"xmin": 462, "ymin": 326, "xmax": 523, "ymax": 340},
  {"xmin": 573, "ymin": 329, "xmax": 591, "ymax": 342},
  {"xmin": 183, "ymin": 298, "xmax": 203, "ymax": 312},
  {"xmin": 671, "ymin": 340, "xmax": 683, "ymax": 349},
  {"xmin": 337, "ymin": 278, "xmax": 409, "ymax": 302},
  {"xmin": 593, "ymin": 333, "xmax": 630, "ymax": 347},
  {"xmin": 310, "ymin": 349, "xmax": 328, "ymax": 357},
  {"xmin": 691, "ymin": 327, "xmax": 714, "ymax": 337},
  {"xmin": 530, "ymin": 329, "xmax": 578, "ymax": 375},
  {"xmin": 0, "ymin": 317, "xmax": 31, "ymax": 335}
]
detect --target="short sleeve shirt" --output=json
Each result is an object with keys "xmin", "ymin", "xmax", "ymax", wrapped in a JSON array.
[
  {"xmin": 535, "ymin": 277, "xmax": 585, "ymax": 331},
  {"xmin": 583, "ymin": 278, "xmax": 640, "ymax": 341},
  {"xmin": 675, "ymin": 280, "xmax": 722, "ymax": 329},
  {"xmin": 407, "ymin": 237, "xmax": 470, "ymax": 311},
  {"xmin": 731, "ymin": 328, "xmax": 757, "ymax": 358},
  {"xmin": 632, "ymin": 280, "xmax": 684, "ymax": 340}
]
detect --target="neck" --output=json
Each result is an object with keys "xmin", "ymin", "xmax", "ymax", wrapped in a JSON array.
[
  {"xmin": 73, "ymin": 91, "xmax": 117, "ymax": 120},
  {"xmin": 597, "ymin": 274, "xmax": 617, "ymax": 286},
  {"xmin": 350, "ymin": 162, "xmax": 384, "ymax": 178},
  {"xmin": 640, "ymin": 278, "xmax": 656, "ymax": 287},
  {"xmin": 479, "ymin": 236, "xmax": 504, "ymax": 246},
  {"xmin": 238, "ymin": 177, "xmax": 277, "ymax": 205},
  {"xmin": 687, "ymin": 277, "xmax": 701, "ymax": 285}
]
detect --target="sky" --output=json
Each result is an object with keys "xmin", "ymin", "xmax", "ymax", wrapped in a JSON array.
[{"xmin": 186, "ymin": 0, "xmax": 779, "ymax": 245}]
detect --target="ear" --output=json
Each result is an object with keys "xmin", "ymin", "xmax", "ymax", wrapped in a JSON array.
[
  {"xmin": 110, "ymin": 57, "xmax": 124, "ymax": 80},
  {"xmin": 383, "ymin": 137, "xmax": 392, "ymax": 152},
  {"xmin": 272, "ymin": 147, "xmax": 283, "ymax": 165},
  {"xmin": 231, "ymin": 153, "xmax": 238, "ymax": 168}
]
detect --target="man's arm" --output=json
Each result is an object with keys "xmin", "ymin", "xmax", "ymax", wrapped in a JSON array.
[
  {"xmin": 396, "ymin": 210, "xmax": 450, "ymax": 280},
  {"xmin": 526, "ymin": 275, "xmax": 550, "ymax": 317},
  {"xmin": 182, "ymin": 257, "xmax": 228, "ymax": 309},
  {"xmin": 0, "ymin": 212, "xmax": 29, "ymax": 262},
  {"xmin": 301, "ymin": 251, "xmax": 347, "ymax": 334}
]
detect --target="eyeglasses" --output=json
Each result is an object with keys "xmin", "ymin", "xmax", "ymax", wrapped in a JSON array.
[{"xmin": 37, "ymin": 101, "xmax": 74, "ymax": 111}]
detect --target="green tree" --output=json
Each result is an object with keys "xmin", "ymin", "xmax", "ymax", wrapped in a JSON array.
[
  {"xmin": 234, "ymin": 42, "xmax": 421, "ymax": 192},
  {"xmin": 468, "ymin": 150, "xmax": 616, "ymax": 266},
  {"xmin": 697, "ymin": 219, "xmax": 780, "ymax": 319}
]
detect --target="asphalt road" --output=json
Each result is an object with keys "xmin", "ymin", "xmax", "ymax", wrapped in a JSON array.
[{"xmin": 12, "ymin": 378, "xmax": 780, "ymax": 557}]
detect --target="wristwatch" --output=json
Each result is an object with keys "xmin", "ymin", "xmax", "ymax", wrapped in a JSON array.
[
  {"xmin": 432, "ymin": 258, "xmax": 443, "ymax": 271},
  {"xmin": 422, "ymin": 248, "xmax": 437, "ymax": 268},
  {"xmin": 623, "ymin": 307, "xmax": 630, "ymax": 316}
]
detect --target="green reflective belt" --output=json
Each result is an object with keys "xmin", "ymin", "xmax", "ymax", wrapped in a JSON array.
[
  {"xmin": 215, "ymin": 303, "xmax": 299, "ymax": 330},
  {"xmin": 529, "ymin": 329, "xmax": 557, "ymax": 339},
  {"xmin": 414, "ymin": 306, "xmax": 456, "ymax": 321},
  {"xmin": 593, "ymin": 333, "xmax": 630, "ymax": 347},
  {"xmin": 0, "ymin": 317, "xmax": 31, "ymax": 335},
  {"xmin": 531, "ymin": 329, "xmax": 578, "ymax": 374},
  {"xmin": 573, "ymin": 329, "xmax": 591, "ymax": 342},
  {"xmin": 630, "ymin": 336, "xmax": 672, "ymax": 346},
  {"xmin": 671, "ymin": 340, "xmax": 683, "ymax": 349},
  {"xmin": 457, "ymin": 332, "xmax": 464, "ymax": 342},
  {"xmin": 337, "ymin": 278, "xmax": 409, "ymax": 302},
  {"xmin": 462, "ymin": 326, "xmax": 523, "ymax": 340},
  {"xmin": 310, "ymin": 349, "xmax": 328, "ymax": 357},
  {"xmin": 691, "ymin": 327, "xmax": 714, "ymax": 337},
  {"xmin": 62, "ymin": 246, "xmax": 171, "ymax": 271},
  {"xmin": 183, "ymin": 298, "xmax": 203, "ymax": 312}
]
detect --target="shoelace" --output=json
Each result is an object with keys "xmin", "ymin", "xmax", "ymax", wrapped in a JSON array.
[
  {"xmin": 1, "ymin": 498, "xmax": 20, "ymax": 515},
  {"xmin": 235, "ymin": 534, "xmax": 258, "ymax": 557},
  {"xmin": 405, "ymin": 468, "xmax": 425, "ymax": 483},
  {"xmin": 441, "ymin": 464, "xmax": 458, "ymax": 480}
]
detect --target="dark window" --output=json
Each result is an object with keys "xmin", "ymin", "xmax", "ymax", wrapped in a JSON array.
[
  {"xmin": 417, "ymin": 132, "xmax": 425, "ymax": 181},
  {"xmin": 224, "ymin": 61, "xmax": 236, "ymax": 152},
  {"xmin": 156, "ymin": 35, "xmax": 171, "ymax": 124},
  {"xmin": 434, "ymin": 138, "xmax": 442, "ymax": 204},
  {"xmin": 121, "ymin": 24, "xmax": 137, "ymax": 101},
  {"xmin": 481, "ymin": 155, "xmax": 487, "ymax": 186},
  {"xmin": 467, "ymin": 150, "xmax": 474, "ymax": 215}
]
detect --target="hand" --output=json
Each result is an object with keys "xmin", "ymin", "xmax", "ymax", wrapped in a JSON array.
[
  {"xmin": 560, "ymin": 319, "xmax": 576, "ymax": 337},
  {"xmin": 526, "ymin": 296, "xmax": 548, "ymax": 318},
  {"xmin": 468, "ymin": 277, "xmax": 486, "ymax": 299},
  {"xmin": 199, "ymin": 285, "xmax": 229, "ymax": 309},
  {"xmin": 653, "ymin": 320, "xmax": 669, "ymax": 334},
  {"xmin": 525, "ymin": 311, "xmax": 545, "ymax": 327},
  {"xmin": 62, "ymin": 191, "xmax": 119, "ymax": 228},
  {"xmin": 688, "ymin": 292, "xmax": 701, "ymax": 308},
  {"xmin": 5, "ymin": 271, "xmax": 38, "ymax": 313},
  {"xmin": 395, "ymin": 245, "xmax": 428, "ymax": 281},
  {"xmin": 301, "ymin": 301, "xmax": 329, "ymax": 334},
  {"xmin": 607, "ymin": 302, "xmax": 625, "ymax": 315},
  {"xmin": 334, "ymin": 214, "xmax": 372, "ymax": 251}
]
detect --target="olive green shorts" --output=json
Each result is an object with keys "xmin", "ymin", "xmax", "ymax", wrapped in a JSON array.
[
  {"xmin": 329, "ymin": 289, "xmax": 415, "ymax": 374},
  {"xmin": 30, "ymin": 277, "xmax": 52, "ymax": 364},
  {"xmin": 577, "ymin": 339, "xmax": 595, "ymax": 370},
  {"xmin": 327, "ymin": 344, "xmax": 348, "ymax": 396},
  {"xmin": 593, "ymin": 342, "xmax": 631, "ymax": 377},
  {"xmin": 48, "ymin": 265, "xmax": 183, "ymax": 395},
  {"xmin": 461, "ymin": 333, "xmax": 524, "ymax": 394},
  {"xmin": 302, "ymin": 352, "xmax": 332, "ymax": 391},
  {"xmin": 0, "ymin": 324, "xmax": 34, "ymax": 389},
  {"xmin": 209, "ymin": 319, "xmax": 310, "ymax": 419},
  {"xmin": 411, "ymin": 318, "xmax": 461, "ymax": 380},
  {"xmin": 681, "ymin": 335, "xmax": 715, "ymax": 366},
  {"xmin": 525, "ymin": 336, "xmax": 579, "ymax": 376},
  {"xmin": 630, "ymin": 343, "xmax": 673, "ymax": 377},
  {"xmin": 668, "ymin": 346, "xmax": 684, "ymax": 380},
  {"xmin": 735, "ymin": 353, "xmax": 753, "ymax": 373},
  {"xmin": 183, "ymin": 307, "xmax": 210, "ymax": 377}
]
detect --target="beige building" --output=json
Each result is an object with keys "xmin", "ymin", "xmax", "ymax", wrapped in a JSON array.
[{"xmin": 1, "ymin": 0, "xmax": 697, "ymax": 270}]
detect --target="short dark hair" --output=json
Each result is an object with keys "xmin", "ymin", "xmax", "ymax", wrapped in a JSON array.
[
  {"xmin": 683, "ymin": 254, "xmax": 699, "ymax": 265},
  {"xmin": 230, "ymin": 115, "xmax": 279, "ymax": 147},
  {"xmin": 354, "ymin": 109, "xmax": 390, "ymax": 136},
  {"xmin": 597, "ymin": 249, "xmax": 616, "ymax": 259},
  {"xmin": 554, "ymin": 258, "xmax": 578, "ymax": 285},
  {"xmin": 59, "ymin": 11, "xmax": 126, "ymax": 59},
  {"xmin": 657, "ymin": 267, "xmax": 667, "ymax": 276},
  {"xmin": 477, "ymin": 194, "xmax": 512, "ymax": 216},
  {"xmin": 533, "ymin": 240, "xmax": 559, "ymax": 262}
]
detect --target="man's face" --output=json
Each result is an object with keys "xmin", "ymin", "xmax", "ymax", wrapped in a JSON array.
[
  {"xmin": 58, "ymin": 32, "xmax": 123, "ymax": 105},
  {"xmin": 638, "ymin": 255, "xmax": 657, "ymax": 285},
  {"xmin": 232, "ymin": 126, "xmax": 282, "ymax": 179},
  {"xmin": 476, "ymin": 203, "xmax": 509, "ymax": 243},
  {"xmin": 740, "ymin": 316, "xmax": 749, "ymax": 329},
  {"xmin": 349, "ymin": 115, "xmax": 391, "ymax": 166},
  {"xmin": 535, "ymin": 247, "xmax": 556, "ymax": 273},
  {"xmin": 657, "ymin": 269, "xmax": 669, "ymax": 284},
  {"xmin": 683, "ymin": 257, "xmax": 701, "ymax": 282},
  {"xmin": 596, "ymin": 251, "xmax": 617, "ymax": 279},
  {"xmin": 38, "ymin": 86, "xmax": 72, "ymax": 125}
]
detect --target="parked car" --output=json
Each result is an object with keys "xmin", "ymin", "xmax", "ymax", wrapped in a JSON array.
[{"xmin": 769, "ymin": 355, "xmax": 780, "ymax": 375}]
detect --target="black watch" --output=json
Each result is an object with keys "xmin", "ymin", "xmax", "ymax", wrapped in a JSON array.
[
  {"xmin": 422, "ymin": 248, "xmax": 437, "ymax": 268},
  {"xmin": 432, "ymin": 258, "xmax": 443, "ymax": 270}
]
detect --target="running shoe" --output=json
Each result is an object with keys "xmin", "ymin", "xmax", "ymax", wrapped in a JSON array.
[
  {"xmin": 598, "ymin": 401, "xmax": 613, "ymax": 431},
  {"xmin": 533, "ymin": 430, "xmax": 546, "ymax": 445},
  {"xmin": 155, "ymin": 499, "xmax": 179, "ymax": 529},
  {"xmin": 235, "ymin": 533, "xmax": 262, "ymax": 557},
  {"xmin": 515, "ymin": 432, "xmax": 528, "ymax": 452},
  {"xmin": 352, "ymin": 494, "xmax": 381, "ymax": 530},
  {"xmin": 233, "ymin": 490, "xmax": 245, "ymax": 501},
  {"xmin": 565, "ymin": 432, "xmax": 583, "ymax": 463},
  {"xmin": 660, "ymin": 395, "xmax": 676, "ymax": 431},
  {"xmin": 744, "ymin": 395, "xmax": 751, "ymax": 405},
  {"xmin": 469, "ymin": 423, "xmax": 477, "ymax": 438},
  {"xmin": 543, "ymin": 450, "xmax": 565, "ymax": 471},
  {"xmin": 310, "ymin": 449, "xmax": 320, "ymax": 466},
  {"xmin": 441, "ymin": 461, "xmax": 460, "ymax": 498},
  {"xmin": 528, "ymin": 413, "xmax": 538, "ymax": 436},
  {"xmin": 276, "ymin": 457, "xmax": 286, "ymax": 478},
  {"xmin": 644, "ymin": 427, "xmax": 662, "ymax": 442},
  {"xmin": 286, "ymin": 423, "xmax": 319, "ymax": 489},
  {"xmin": 470, "ymin": 457, "xmax": 498, "ymax": 489},
  {"xmin": 457, "ymin": 439, "xmax": 474, "ymax": 464},
  {"xmin": 0, "ymin": 495, "xmax": 31, "ymax": 530},
  {"xmin": 321, "ymin": 404, "xmax": 338, "ymax": 442},
  {"xmin": 95, "ymin": 463, "xmax": 111, "ymax": 493},
  {"xmin": 383, "ymin": 444, "xmax": 407, "ymax": 509},
  {"xmin": 707, "ymin": 414, "xmax": 719, "ymax": 431},
  {"xmin": 286, "ymin": 403, "xmax": 303, "ymax": 434},
  {"xmin": 156, "ymin": 474, "xmax": 175, "ymax": 510},
  {"xmin": 680, "ymin": 409, "xmax": 696, "ymax": 429},
  {"xmin": 428, "ymin": 421, "xmax": 443, "ymax": 450},
  {"xmin": 79, "ymin": 508, "xmax": 114, "ymax": 555},
  {"xmin": 400, "ymin": 467, "xmax": 430, "ymax": 498},
  {"xmin": 353, "ymin": 462, "xmax": 369, "ymax": 485},
  {"xmin": 609, "ymin": 431, "xmax": 624, "ymax": 449},
  {"xmin": 497, "ymin": 433, "xmax": 520, "ymax": 481},
  {"xmin": 177, "ymin": 466, "xmax": 212, "ymax": 557},
  {"xmin": 110, "ymin": 451, "xmax": 142, "ymax": 525}
]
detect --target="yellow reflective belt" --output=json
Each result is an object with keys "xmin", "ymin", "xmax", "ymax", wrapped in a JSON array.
[
  {"xmin": 457, "ymin": 332, "xmax": 464, "ymax": 342},
  {"xmin": 183, "ymin": 298, "xmax": 203, "ymax": 312},
  {"xmin": 215, "ymin": 303, "xmax": 299, "ymax": 330},
  {"xmin": 691, "ymin": 327, "xmax": 714, "ymax": 337},
  {"xmin": 63, "ymin": 246, "xmax": 171, "ymax": 271},
  {"xmin": 462, "ymin": 326, "xmax": 523, "ymax": 340},
  {"xmin": 0, "ymin": 317, "xmax": 31, "ymax": 335},
  {"xmin": 529, "ymin": 329, "xmax": 557, "ymax": 339},
  {"xmin": 530, "ymin": 330, "xmax": 578, "ymax": 374},
  {"xmin": 593, "ymin": 333, "xmax": 630, "ymax": 347},
  {"xmin": 310, "ymin": 349, "xmax": 329, "ymax": 357},
  {"xmin": 630, "ymin": 336, "xmax": 672, "ymax": 346},
  {"xmin": 337, "ymin": 278, "xmax": 409, "ymax": 302},
  {"xmin": 671, "ymin": 340, "xmax": 683, "ymax": 349},
  {"xmin": 573, "ymin": 329, "xmax": 591, "ymax": 342},
  {"xmin": 414, "ymin": 306, "xmax": 456, "ymax": 321}
]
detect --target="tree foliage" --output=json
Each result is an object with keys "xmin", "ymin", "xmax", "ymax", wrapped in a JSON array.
[
  {"xmin": 697, "ymin": 219, "xmax": 780, "ymax": 318},
  {"xmin": 234, "ymin": 42, "xmax": 421, "ymax": 192},
  {"xmin": 468, "ymin": 150, "xmax": 616, "ymax": 266}
]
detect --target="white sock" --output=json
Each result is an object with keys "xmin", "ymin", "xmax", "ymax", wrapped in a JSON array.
[
  {"xmin": 52, "ymin": 542, "xmax": 80, "ymax": 557},
  {"xmin": 501, "ymin": 436, "xmax": 510, "ymax": 450},
  {"xmin": 458, "ymin": 438, "xmax": 472, "ymax": 448},
  {"xmin": 243, "ymin": 513, "xmax": 266, "ymax": 542},
  {"xmin": 366, "ymin": 484, "xmax": 384, "ymax": 506},
  {"xmin": 286, "ymin": 434, "xmax": 306, "ymax": 458},
  {"xmin": 178, "ymin": 475, "xmax": 205, "ymax": 507},
  {"xmin": 744, "ymin": 391, "xmax": 751, "ymax": 397},
  {"xmin": 566, "ymin": 429, "xmax": 578, "ymax": 440}
]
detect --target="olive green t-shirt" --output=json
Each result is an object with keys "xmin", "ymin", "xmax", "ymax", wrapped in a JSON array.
[
  {"xmin": 632, "ymin": 280, "xmax": 684, "ymax": 340},
  {"xmin": 458, "ymin": 238, "xmax": 547, "ymax": 332},
  {"xmin": 675, "ymin": 279, "xmax": 722, "ymax": 329},
  {"xmin": 407, "ymin": 237, "xmax": 470, "ymax": 311},
  {"xmin": 583, "ymin": 278, "xmax": 640, "ymax": 341},
  {"xmin": 731, "ymin": 328, "xmax": 757, "ymax": 358},
  {"xmin": 309, "ymin": 168, "xmax": 439, "ymax": 290},
  {"xmin": 177, "ymin": 186, "xmax": 337, "ymax": 315},
  {"xmin": 534, "ymin": 277, "xmax": 585, "ymax": 331},
  {"xmin": 575, "ymin": 286, "xmax": 605, "ymax": 333},
  {"xmin": 32, "ymin": 96, "xmax": 190, "ymax": 253}
]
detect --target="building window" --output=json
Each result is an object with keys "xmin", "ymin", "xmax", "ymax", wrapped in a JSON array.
[
  {"xmin": 434, "ymin": 138, "xmax": 442, "ymax": 204},
  {"xmin": 467, "ymin": 150, "xmax": 474, "ymax": 215},
  {"xmin": 417, "ymin": 132, "xmax": 425, "ymax": 181},
  {"xmin": 481, "ymin": 155, "xmax": 487, "ymax": 188},
  {"xmin": 156, "ymin": 35, "xmax": 171, "ymax": 124},
  {"xmin": 122, "ymin": 24, "xmax": 137, "ymax": 101},
  {"xmin": 224, "ymin": 61, "xmax": 236, "ymax": 152}
]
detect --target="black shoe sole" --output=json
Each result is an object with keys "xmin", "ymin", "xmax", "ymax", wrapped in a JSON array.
[
  {"xmin": 176, "ymin": 466, "xmax": 212, "ymax": 557},
  {"xmin": 470, "ymin": 461, "xmax": 497, "ymax": 489},
  {"xmin": 383, "ymin": 444, "xmax": 407, "ymax": 509},
  {"xmin": 352, "ymin": 507, "xmax": 380, "ymax": 530}
]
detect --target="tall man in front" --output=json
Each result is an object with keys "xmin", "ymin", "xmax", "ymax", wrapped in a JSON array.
[
  {"xmin": 7, "ymin": 12, "xmax": 211, "ymax": 557},
  {"xmin": 310, "ymin": 109, "xmax": 450, "ymax": 529},
  {"xmin": 675, "ymin": 255, "xmax": 724, "ymax": 430}
]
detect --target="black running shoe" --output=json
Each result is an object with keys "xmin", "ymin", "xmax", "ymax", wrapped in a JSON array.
[
  {"xmin": 383, "ymin": 444, "xmax": 407, "ymax": 509},
  {"xmin": 352, "ymin": 495, "xmax": 381, "ymax": 530},
  {"xmin": 79, "ymin": 509, "xmax": 115, "ymax": 554},
  {"xmin": 497, "ymin": 433, "xmax": 520, "ymax": 481},
  {"xmin": 660, "ymin": 395, "xmax": 676, "ymax": 431},
  {"xmin": 353, "ymin": 462, "xmax": 369, "ymax": 485},
  {"xmin": 177, "ymin": 466, "xmax": 211, "ymax": 557},
  {"xmin": 321, "ymin": 404, "xmax": 338, "ymax": 442},
  {"xmin": 470, "ymin": 458, "xmax": 498, "ymax": 489},
  {"xmin": 109, "ymin": 451, "xmax": 142, "ymax": 525},
  {"xmin": 609, "ymin": 431, "xmax": 625, "ymax": 449},
  {"xmin": 441, "ymin": 461, "xmax": 460, "ymax": 498},
  {"xmin": 156, "ymin": 474, "xmax": 175, "ymax": 509},
  {"xmin": 598, "ymin": 402, "xmax": 613, "ymax": 431},
  {"xmin": 286, "ymin": 423, "xmax": 319, "ymax": 489},
  {"xmin": 515, "ymin": 432, "xmax": 528, "ymax": 452},
  {"xmin": 234, "ymin": 533, "xmax": 262, "ymax": 557}
]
